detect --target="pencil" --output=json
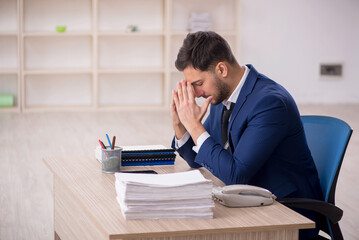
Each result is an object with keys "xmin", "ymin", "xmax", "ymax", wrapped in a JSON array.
[
  {"xmin": 106, "ymin": 134, "xmax": 112, "ymax": 149},
  {"xmin": 111, "ymin": 136, "xmax": 116, "ymax": 150}
]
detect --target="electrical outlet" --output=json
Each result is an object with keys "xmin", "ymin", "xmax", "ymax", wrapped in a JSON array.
[{"xmin": 320, "ymin": 64, "xmax": 342, "ymax": 76}]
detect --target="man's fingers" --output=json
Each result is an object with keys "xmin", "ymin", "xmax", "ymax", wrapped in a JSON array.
[
  {"xmin": 181, "ymin": 80, "xmax": 188, "ymax": 102},
  {"xmin": 187, "ymin": 81, "xmax": 195, "ymax": 102},
  {"xmin": 171, "ymin": 90, "xmax": 176, "ymax": 109},
  {"xmin": 177, "ymin": 82, "xmax": 183, "ymax": 103},
  {"xmin": 201, "ymin": 96, "xmax": 213, "ymax": 116},
  {"xmin": 172, "ymin": 89, "xmax": 180, "ymax": 109}
]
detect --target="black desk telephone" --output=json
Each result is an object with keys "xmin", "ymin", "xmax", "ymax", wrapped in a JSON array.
[{"xmin": 212, "ymin": 184, "xmax": 277, "ymax": 207}]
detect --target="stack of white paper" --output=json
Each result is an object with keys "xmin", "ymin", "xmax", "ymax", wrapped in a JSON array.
[
  {"xmin": 115, "ymin": 170, "xmax": 214, "ymax": 220},
  {"xmin": 188, "ymin": 12, "xmax": 212, "ymax": 32}
]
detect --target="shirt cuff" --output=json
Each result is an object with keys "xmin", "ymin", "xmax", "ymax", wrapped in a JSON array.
[
  {"xmin": 192, "ymin": 131, "xmax": 210, "ymax": 153},
  {"xmin": 174, "ymin": 131, "xmax": 191, "ymax": 149}
]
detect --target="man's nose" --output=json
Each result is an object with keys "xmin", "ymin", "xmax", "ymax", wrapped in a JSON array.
[{"xmin": 194, "ymin": 88, "xmax": 204, "ymax": 98}]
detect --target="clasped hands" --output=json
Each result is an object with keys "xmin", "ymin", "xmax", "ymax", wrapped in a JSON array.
[{"xmin": 171, "ymin": 80, "xmax": 212, "ymax": 144}]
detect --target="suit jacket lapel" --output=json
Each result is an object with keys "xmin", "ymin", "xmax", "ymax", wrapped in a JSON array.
[{"xmin": 228, "ymin": 64, "xmax": 259, "ymax": 135}]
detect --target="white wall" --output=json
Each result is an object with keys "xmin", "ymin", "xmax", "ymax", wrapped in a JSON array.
[{"xmin": 238, "ymin": 0, "xmax": 359, "ymax": 103}]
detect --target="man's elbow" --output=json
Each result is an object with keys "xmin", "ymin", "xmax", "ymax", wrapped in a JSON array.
[{"xmin": 187, "ymin": 160, "xmax": 202, "ymax": 169}]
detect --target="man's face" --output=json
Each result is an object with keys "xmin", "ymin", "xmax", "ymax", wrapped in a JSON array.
[{"xmin": 183, "ymin": 66, "xmax": 231, "ymax": 105}]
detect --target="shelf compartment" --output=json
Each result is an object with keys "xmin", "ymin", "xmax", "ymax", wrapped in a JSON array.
[
  {"xmin": 0, "ymin": 36, "xmax": 18, "ymax": 69},
  {"xmin": 24, "ymin": 0, "xmax": 92, "ymax": 32},
  {"xmin": 0, "ymin": 0, "xmax": 18, "ymax": 32},
  {"xmin": 98, "ymin": 73, "xmax": 163, "ymax": 106},
  {"xmin": 98, "ymin": 0, "xmax": 163, "ymax": 32},
  {"xmin": 25, "ymin": 74, "xmax": 92, "ymax": 107},
  {"xmin": 171, "ymin": 0, "xmax": 235, "ymax": 32},
  {"xmin": 0, "ymin": 74, "xmax": 18, "ymax": 108},
  {"xmin": 24, "ymin": 36, "xmax": 92, "ymax": 69},
  {"xmin": 98, "ymin": 36, "xmax": 163, "ymax": 68}
]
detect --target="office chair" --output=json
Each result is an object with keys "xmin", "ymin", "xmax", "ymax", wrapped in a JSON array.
[{"xmin": 278, "ymin": 115, "xmax": 353, "ymax": 240}]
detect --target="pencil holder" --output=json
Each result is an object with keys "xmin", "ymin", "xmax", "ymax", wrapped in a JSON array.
[{"xmin": 101, "ymin": 146, "xmax": 122, "ymax": 173}]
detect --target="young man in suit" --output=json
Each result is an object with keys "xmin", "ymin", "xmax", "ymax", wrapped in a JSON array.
[{"xmin": 170, "ymin": 31, "xmax": 323, "ymax": 239}]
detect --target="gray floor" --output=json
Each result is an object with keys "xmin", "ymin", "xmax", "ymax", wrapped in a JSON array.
[{"xmin": 0, "ymin": 104, "xmax": 358, "ymax": 239}]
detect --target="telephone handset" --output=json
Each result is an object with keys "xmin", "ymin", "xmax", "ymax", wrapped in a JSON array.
[{"xmin": 212, "ymin": 184, "xmax": 277, "ymax": 207}]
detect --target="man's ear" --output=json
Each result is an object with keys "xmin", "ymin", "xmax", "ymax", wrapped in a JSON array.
[{"xmin": 216, "ymin": 62, "xmax": 228, "ymax": 77}]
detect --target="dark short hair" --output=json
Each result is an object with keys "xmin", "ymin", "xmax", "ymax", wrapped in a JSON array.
[{"xmin": 175, "ymin": 31, "xmax": 236, "ymax": 72}]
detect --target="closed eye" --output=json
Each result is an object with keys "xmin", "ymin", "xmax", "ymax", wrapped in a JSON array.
[
  {"xmin": 192, "ymin": 81, "xmax": 203, "ymax": 86},
  {"xmin": 190, "ymin": 79, "xmax": 204, "ymax": 87}
]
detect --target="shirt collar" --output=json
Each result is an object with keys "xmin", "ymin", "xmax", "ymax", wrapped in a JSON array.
[{"xmin": 222, "ymin": 65, "xmax": 249, "ymax": 110}]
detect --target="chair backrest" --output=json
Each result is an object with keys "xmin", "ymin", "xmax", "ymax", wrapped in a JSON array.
[{"xmin": 301, "ymin": 115, "xmax": 352, "ymax": 203}]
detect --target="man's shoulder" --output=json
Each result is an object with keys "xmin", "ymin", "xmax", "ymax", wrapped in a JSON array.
[
  {"xmin": 246, "ymin": 75, "xmax": 298, "ymax": 113},
  {"xmin": 246, "ymin": 65, "xmax": 281, "ymax": 87}
]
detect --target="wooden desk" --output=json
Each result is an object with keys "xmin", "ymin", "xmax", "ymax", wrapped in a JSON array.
[{"xmin": 43, "ymin": 155, "xmax": 314, "ymax": 240}]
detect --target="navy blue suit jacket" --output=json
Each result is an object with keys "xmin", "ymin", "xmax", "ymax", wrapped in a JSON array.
[{"xmin": 173, "ymin": 65, "xmax": 322, "ymax": 201}]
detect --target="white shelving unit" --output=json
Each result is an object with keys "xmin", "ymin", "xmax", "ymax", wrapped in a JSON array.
[
  {"xmin": 0, "ymin": 0, "xmax": 20, "ymax": 111},
  {"xmin": 0, "ymin": 0, "xmax": 239, "ymax": 112}
]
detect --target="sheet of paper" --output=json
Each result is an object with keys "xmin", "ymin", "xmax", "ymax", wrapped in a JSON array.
[{"xmin": 115, "ymin": 169, "xmax": 211, "ymax": 187}]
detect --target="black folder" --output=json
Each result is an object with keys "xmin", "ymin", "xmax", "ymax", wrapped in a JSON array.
[{"xmin": 121, "ymin": 146, "xmax": 176, "ymax": 166}]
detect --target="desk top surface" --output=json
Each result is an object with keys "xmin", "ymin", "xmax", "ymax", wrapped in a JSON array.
[{"xmin": 43, "ymin": 155, "xmax": 314, "ymax": 239}]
